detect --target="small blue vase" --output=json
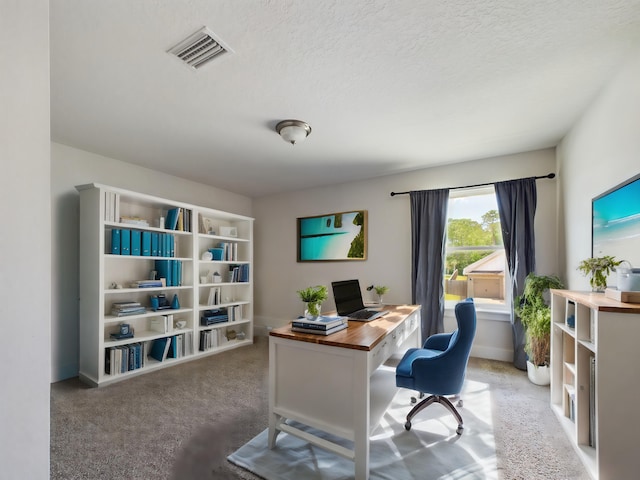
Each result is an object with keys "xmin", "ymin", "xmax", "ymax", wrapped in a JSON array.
[{"xmin": 171, "ymin": 294, "xmax": 180, "ymax": 309}]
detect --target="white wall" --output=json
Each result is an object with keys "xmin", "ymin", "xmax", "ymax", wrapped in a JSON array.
[
  {"xmin": 0, "ymin": 1, "xmax": 51, "ymax": 477},
  {"xmin": 557, "ymin": 49, "xmax": 640, "ymax": 288},
  {"xmin": 51, "ymin": 142, "xmax": 252, "ymax": 381},
  {"xmin": 253, "ymin": 148, "xmax": 558, "ymax": 361}
]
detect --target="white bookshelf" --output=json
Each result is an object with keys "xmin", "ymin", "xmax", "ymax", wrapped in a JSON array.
[
  {"xmin": 550, "ymin": 290, "xmax": 640, "ymax": 479},
  {"xmin": 77, "ymin": 183, "xmax": 253, "ymax": 386}
]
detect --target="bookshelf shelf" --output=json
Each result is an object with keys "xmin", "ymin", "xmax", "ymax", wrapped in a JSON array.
[
  {"xmin": 550, "ymin": 290, "xmax": 640, "ymax": 479},
  {"xmin": 77, "ymin": 183, "xmax": 254, "ymax": 387}
]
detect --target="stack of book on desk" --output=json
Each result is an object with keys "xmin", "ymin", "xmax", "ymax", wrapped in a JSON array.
[{"xmin": 291, "ymin": 316, "xmax": 348, "ymax": 335}]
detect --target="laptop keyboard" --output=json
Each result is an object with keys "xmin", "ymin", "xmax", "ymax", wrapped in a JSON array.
[{"xmin": 348, "ymin": 309, "xmax": 376, "ymax": 319}]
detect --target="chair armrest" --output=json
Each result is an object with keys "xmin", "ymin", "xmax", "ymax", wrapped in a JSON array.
[{"xmin": 423, "ymin": 332, "xmax": 453, "ymax": 351}]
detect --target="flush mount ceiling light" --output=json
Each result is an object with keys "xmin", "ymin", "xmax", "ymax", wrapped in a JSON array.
[{"xmin": 276, "ymin": 120, "xmax": 312, "ymax": 145}]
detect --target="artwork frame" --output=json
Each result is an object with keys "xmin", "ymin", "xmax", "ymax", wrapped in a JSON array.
[{"xmin": 297, "ymin": 210, "xmax": 367, "ymax": 262}]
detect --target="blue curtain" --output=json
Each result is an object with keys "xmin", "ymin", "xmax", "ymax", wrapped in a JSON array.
[
  {"xmin": 495, "ymin": 178, "xmax": 537, "ymax": 371},
  {"xmin": 410, "ymin": 189, "xmax": 450, "ymax": 341}
]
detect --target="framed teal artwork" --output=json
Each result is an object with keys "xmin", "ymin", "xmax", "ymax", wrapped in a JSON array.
[{"xmin": 297, "ymin": 210, "xmax": 367, "ymax": 262}]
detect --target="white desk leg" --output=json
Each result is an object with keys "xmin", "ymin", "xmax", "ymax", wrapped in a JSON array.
[
  {"xmin": 353, "ymin": 353, "xmax": 370, "ymax": 480},
  {"xmin": 268, "ymin": 336, "xmax": 280, "ymax": 449},
  {"xmin": 268, "ymin": 413, "xmax": 283, "ymax": 449}
]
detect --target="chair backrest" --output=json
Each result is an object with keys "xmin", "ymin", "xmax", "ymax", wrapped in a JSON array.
[
  {"xmin": 451, "ymin": 298, "xmax": 476, "ymax": 355},
  {"xmin": 414, "ymin": 298, "xmax": 476, "ymax": 395}
]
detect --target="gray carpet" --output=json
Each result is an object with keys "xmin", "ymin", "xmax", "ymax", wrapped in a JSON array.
[{"xmin": 50, "ymin": 336, "xmax": 589, "ymax": 479}]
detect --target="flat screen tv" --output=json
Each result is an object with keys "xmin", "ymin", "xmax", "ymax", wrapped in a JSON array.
[{"xmin": 592, "ymin": 173, "xmax": 640, "ymax": 268}]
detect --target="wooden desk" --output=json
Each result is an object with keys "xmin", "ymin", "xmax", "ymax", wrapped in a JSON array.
[{"xmin": 268, "ymin": 305, "xmax": 421, "ymax": 480}]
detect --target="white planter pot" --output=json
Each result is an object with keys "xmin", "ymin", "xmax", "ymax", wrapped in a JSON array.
[{"xmin": 526, "ymin": 361, "xmax": 550, "ymax": 386}]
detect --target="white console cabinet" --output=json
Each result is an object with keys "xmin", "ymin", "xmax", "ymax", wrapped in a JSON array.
[{"xmin": 550, "ymin": 290, "xmax": 640, "ymax": 479}]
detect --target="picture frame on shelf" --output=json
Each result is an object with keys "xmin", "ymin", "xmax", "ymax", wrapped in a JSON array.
[{"xmin": 297, "ymin": 210, "xmax": 367, "ymax": 262}]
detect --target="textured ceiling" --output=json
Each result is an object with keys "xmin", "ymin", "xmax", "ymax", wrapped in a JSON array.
[{"xmin": 50, "ymin": 1, "xmax": 640, "ymax": 198}]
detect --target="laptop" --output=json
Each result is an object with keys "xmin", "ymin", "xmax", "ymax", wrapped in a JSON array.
[{"xmin": 331, "ymin": 279, "xmax": 389, "ymax": 321}]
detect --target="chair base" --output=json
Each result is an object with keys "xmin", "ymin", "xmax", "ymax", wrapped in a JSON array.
[{"xmin": 405, "ymin": 394, "xmax": 464, "ymax": 435}]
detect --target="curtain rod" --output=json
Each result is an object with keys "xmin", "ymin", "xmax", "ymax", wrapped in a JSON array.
[{"xmin": 389, "ymin": 173, "xmax": 556, "ymax": 197}]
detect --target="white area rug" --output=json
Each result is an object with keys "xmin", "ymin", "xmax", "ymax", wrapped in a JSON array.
[{"xmin": 228, "ymin": 379, "xmax": 497, "ymax": 479}]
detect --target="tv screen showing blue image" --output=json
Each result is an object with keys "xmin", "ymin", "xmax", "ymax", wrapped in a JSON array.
[{"xmin": 592, "ymin": 173, "xmax": 640, "ymax": 268}]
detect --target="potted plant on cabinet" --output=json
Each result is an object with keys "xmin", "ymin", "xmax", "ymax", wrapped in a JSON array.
[
  {"xmin": 297, "ymin": 285, "xmax": 328, "ymax": 320},
  {"xmin": 578, "ymin": 255, "xmax": 622, "ymax": 292},
  {"xmin": 514, "ymin": 272, "xmax": 564, "ymax": 385}
]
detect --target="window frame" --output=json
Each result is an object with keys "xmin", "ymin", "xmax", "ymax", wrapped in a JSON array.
[{"xmin": 443, "ymin": 186, "xmax": 511, "ymax": 315}]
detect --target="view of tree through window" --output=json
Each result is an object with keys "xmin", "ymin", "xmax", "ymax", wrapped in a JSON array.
[{"xmin": 445, "ymin": 188, "xmax": 506, "ymax": 305}]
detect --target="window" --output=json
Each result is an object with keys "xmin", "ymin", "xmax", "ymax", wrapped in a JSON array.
[{"xmin": 444, "ymin": 186, "xmax": 508, "ymax": 310}]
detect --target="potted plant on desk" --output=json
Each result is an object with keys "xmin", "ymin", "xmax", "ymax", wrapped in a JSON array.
[
  {"xmin": 297, "ymin": 285, "xmax": 328, "ymax": 320},
  {"xmin": 514, "ymin": 272, "xmax": 564, "ymax": 385}
]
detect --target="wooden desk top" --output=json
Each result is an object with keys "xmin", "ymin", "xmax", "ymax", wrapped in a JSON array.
[
  {"xmin": 269, "ymin": 304, "xmax": 421, "ymax": 351},
  {"xmin": 551, "ymin": 289, "xmax": 640, "ymax": 313}
]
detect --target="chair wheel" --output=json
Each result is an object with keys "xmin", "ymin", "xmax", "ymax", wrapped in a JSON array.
[
  {"xmin": 456, "ymin": 425, "xmax": 464, "ymax": 435},
  {"xmin": 457, "ymin": 399, "xmax": 463, "ymax": 408},
  {"xmin": 405, "ymin": 421, "xmax": 412, "ymax": 431}
]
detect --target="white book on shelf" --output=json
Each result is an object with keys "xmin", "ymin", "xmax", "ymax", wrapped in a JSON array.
[
  {"xmin": 150, "ymin": 317, "xmax": 168, "ymax": 333},
  {"xmin": 163, "ymin": 314, "xmax": 174, "ymax": 332}
]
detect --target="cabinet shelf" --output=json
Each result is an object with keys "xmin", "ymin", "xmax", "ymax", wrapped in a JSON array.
[
  {"xmin": 77, "ymin": 183, "xmax": 254, "ymax": 387},
  {"xmin": 104, "ymin": 307, "xmax": 194, "ymax": 323},
  {"xmin": 551, "ymin": 289, "xmax": 640, "ymax": 479},
  {"xmin": 105, "ymin": 285, "xmax": 192, "ymax": 295},
  {"xmin": 197, "ymin": 301, "xmax": 250, "ymax": 310},
  {"xmin": 198, "ymin": 232, "xmax": 250, "ymax": 242},
  {"xmin": 106, "ymin": 254, "xmax": 192, "ymax": 261},
  {"xmin": 198, "ymin": 318, "xmax": 251, "ymax": 331}
]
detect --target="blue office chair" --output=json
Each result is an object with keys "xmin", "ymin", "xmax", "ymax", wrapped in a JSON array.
[{"xmin": 395, "ymin": 298, "xmax": 476, "ymax": 435}]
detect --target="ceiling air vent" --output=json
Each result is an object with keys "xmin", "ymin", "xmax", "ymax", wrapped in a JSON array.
[{"xmin": 168, "ymin": 27, "xmax": 233, "ymax": 70}]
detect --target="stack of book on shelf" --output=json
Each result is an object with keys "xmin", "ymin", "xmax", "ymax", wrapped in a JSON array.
[
  {"xmin": 165, "ymin": 207, "xmax": 191, "ymax": 232},
  {"xmin": 291, "ymin": 316, "xmax": 348, "ymax": 335},
  {"xmin": 228, "ymin": 305, "xmax": 242, "ymax": 322},
  {"xmin": 120, "ymin": 216, "xmax": 149, "ymax": 227},
  {"xmin": 199, "ymin": 329, "xmax": 220, "ymax": 351},
  {"xmin": 130, "ymin": 279, "xmax": 164, "ymax": 288},
  {"xmin": 105, "ymin": 343, "xmax": 145, "ymax": 375},
  {"xmin": 228, "ymin": 264, "xmax": 249, "ymax": 282},
  {"xmin": 154, "ymin": 259, "xmax": 182, "ymax": 286},
  {"xmin": 207, "ymin": 287, "xmax": 222, "ymax": 306},
  {"xmin": 201, "ymin": 308, "xmax": 228, "ymax": 326},
  {"xmin": 104, "ymin": 191, "xmax": 120, "ymax": 222},
  {"xmin": 217, "ymin": 242, "xmax": 238, "ymax": 261},
  {"xmin": 111, "ymin": 301, "xmax": 146, "ymax": 317},
  {"xmin": 110, "ymin": 229, "xmax": 176, "ymax": 257},
  {"xmin": 150, "ymin": 314, "xmax": 174, "ymax": 334}
]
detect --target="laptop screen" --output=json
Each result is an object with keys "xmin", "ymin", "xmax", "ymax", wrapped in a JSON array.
[{"xmin": 332, "ymin": 279, "xmax": 366, "ymax": 316}]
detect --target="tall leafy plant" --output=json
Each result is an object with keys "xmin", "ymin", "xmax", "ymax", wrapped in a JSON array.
[{"xmin": 514, "ymin": 273, "xmax": 564, "ymax": 366}]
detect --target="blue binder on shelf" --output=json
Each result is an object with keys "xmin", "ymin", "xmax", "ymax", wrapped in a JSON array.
[
  {"xmin": 155, "ymin": 259, "xmax": 172, "ymax": 286},
  {"xmin": 131, "ymin": 230, "xmax": 141, "ymax": 256},
  {"xmin": 168, "ymin": 234, "xmax": 175, "ymax": 257},
  {"xmin": 165, "ymin": 208, "xmax": 180, "ymax": 230},
  {"xmin": 151, "ymin": 233, "xmax": 159, "ymax": 257},
  {"xmin": 111, "ymin": 229, "xmax": 121, "ymax": 254},
  {"xmin": 120, "ymin": 229, "xmax": 131, "ymax": 255},
  {"xmin": 141, "ymin": 231, "xmax": 151, "ymax": 256}
]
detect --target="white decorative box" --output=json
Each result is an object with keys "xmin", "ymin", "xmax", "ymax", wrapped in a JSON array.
[{"xmin": 617, "ymin": 267, "xmax": 640, "ymax": 292}]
